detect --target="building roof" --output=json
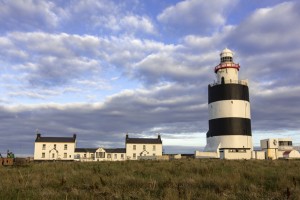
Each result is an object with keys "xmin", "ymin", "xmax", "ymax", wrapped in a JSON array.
[
  {"xmin": 126, "ymin": 137, "xmax": 162, "ymax": 144},
  {"xmin": 105, "ymin": 148, "xmax": 126, "ymax": 153},
  {"xmin": 75, "ymin": 148, "xmax": 98, "ymax": 153},
  {"xmin": 35, "ymin": 134, "xmax": 76, "ymax": 143},
  {"xmin": 220, "ymin": 48, "xmax": 233, "ymax": 57}
]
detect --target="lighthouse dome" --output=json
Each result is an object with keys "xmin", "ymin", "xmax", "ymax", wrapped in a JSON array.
[{"xmin": 220, "ymin": 48, "xmax": 233, "ymax": 58}]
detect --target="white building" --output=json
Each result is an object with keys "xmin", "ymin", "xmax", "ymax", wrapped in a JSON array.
[
  {"xmin": 74, "ymin": 148, "xmax": 97, "ymax": 162},
  {"xmin": 125, "ymin": 134, "xmax": 163, "ymax": 160},
  {"xmin": 260, "ymin": 138, "xmax": 297, "ymax": 159},
  {"xmin": 105, "ymin": 148, "xmax": 126, "ymax": 161},
  {"xmin": 74, "ymin": 147, "xmax": 126, "ymax": 161},
  {"xmin": 34, "ymin": 133, "xmax": 76, "ymax": 161}
]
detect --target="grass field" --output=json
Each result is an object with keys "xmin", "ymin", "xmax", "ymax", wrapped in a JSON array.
[{"xmin": 1, "ymin": 159, "xmax": 300, "ymax": 200}]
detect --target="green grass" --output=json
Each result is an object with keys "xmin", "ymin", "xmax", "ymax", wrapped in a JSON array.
[{"xmin": 1, "ymin": 159, "xmax": 300, "ymax": 199}]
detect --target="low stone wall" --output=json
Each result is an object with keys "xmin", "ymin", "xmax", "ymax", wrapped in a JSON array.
[{"xmin": 0, "ymin": 158, "xmax": 14, "ymax": 166}]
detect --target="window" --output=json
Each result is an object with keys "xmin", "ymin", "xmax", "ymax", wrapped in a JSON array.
[
  {"xmin": 133, "ymin": 145, "xmax": 136, "ymax": 150},
  {"xmin": 42, "ymin": 153, "xmax": 45, "ymax": 158},
  {"xmin": 107, "ymin": 154, "xmax": 111, "ymax": 159},
  {"xmin": 279, "ymin": 141, "xmax": 293, "ymax": 146},
  {"xmin": 91, "ymin": 154, "xmax": 94, "ymax": 159},
  {"xmin": 121, "ymin": 154, "xmax": 124, "ymax": 159},
  {"xmin": 64, "ymin": 153, "xmax": 67, "ymax": 158},
  {"xmin": 52, "ymin": 153, "xmax": 55, "ymax": 158},
  {"xmin": 153, "ymin": 153, "xmax": 156, "ymax": 156},
  {"xmin": 143, "ymin": 145, "xmax": 146, "ymax": 150},
  {"xmin": 99, "ymin": 152, "xmax": 105, "ymax": 158},
  {"xmin": 114, "ymin": 154, "xmax": 117, "ymax": 159},
  {"xmin": 133, "ymin": 153, "xmax": 136, "ymax": 158},
  {"xmin": 84, "ymin": 154, "xmax": 86, "ymax": 158},
  {"xmin": 228, "ymin": 149, "xmax": 246, "ymax": 153},
  {"xmin": 54, "ymin": 144, "xmax": 56, "ymax": 149},
  {"xmin": 64, "ymin": 144, "xmax": 67, "ymax": 150},
  {"xmin": 153, "ymin": 145, "xmax": 156, "ymax": 151},
  {"xmin": 42, "ymin": 144, "xmax": 46, "ymax": 150}
]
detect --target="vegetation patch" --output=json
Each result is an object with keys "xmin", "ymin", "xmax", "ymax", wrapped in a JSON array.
[{"xmin": 1, "ymin": 159, "xmax": 300, "ymax": 199}]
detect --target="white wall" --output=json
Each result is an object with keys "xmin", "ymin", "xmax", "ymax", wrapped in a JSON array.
[
  {"xmin": 195, "ymin": 151, "xmax": 219, "ymax": 159},
  {"xmin": 216, "ymin": 67, "xmax": 238, "ymax": 84},
  {"xmin": 34, "ymin": 142, "xmax": 75, "ymax": 160},
  {"xmin": 205, "ymin": 135, "xmax": 253, "ymax": 152},
  {"xmin": 75, "ymin": 148, "xmax": 126, "ymax": 162},
  {"xmin": 254, "ymin": 151, "xmax": 265, "ymax": 160},
  {"xmin": 126, "ymin": 143, "xmax": 162, "ymax": 160},
  {"xmin": 105, "ymin": 152, "xmax": 126, "ymax": 161},
  {"xmin": 74, "ymin": 151, "xmax": 95, "ymax": 162},
  {"xmin": 220, "ymin": 149, "xmax": 252, "ymax": 160}
]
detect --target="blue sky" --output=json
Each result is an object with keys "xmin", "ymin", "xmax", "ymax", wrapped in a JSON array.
[{"xmin": 0, "ymin": 0, "xmax": 300, "ymax": 156}]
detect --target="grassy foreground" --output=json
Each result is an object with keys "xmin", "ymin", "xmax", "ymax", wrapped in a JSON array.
[{"xmin": 1, "ymin": 159, "xmax": 300, "ymax": 200}]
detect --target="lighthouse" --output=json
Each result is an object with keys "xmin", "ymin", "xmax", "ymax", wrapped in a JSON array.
[{"xmin": 204, "ymin": 48, "xmax": 253, "ymax": 159}]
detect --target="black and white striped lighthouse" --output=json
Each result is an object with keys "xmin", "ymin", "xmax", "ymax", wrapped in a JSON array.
[{"xmin": 204, "ymin": 48, "xmax": 252, "ymax": 152}]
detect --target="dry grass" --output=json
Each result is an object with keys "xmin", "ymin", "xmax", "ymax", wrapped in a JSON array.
[{"xmin": 1, "ymin": 159, "xmax": 300, "ymax": 199}]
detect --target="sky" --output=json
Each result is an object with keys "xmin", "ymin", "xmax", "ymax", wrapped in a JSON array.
[{"xmin": 0, "ymin": 0, "xmax": 300, "ymax": 156}]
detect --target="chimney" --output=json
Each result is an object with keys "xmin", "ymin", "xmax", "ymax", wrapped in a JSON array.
[
  {"xmin": 126, "ymin": 133, "xmax": 129, "ymax": 140},
  {"xmin": 73, "ymin": 134, "xmax": 77, "ymax": 140},
  {"xmin": 36, "ymin": 133, "xmax": 41, "ymax": 140},
  {"xmin": 158, "ymin": 134, "xmax": 161, "ymax": 140}
]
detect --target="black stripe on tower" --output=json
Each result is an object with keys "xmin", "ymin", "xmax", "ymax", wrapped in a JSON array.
[
  {"xmin": 207, "ymin": 118, "xmax": 252, "ymax": 138},
  {"xmin": 208, "ymin": 84, "xmax": 249, "ymax": 103}
]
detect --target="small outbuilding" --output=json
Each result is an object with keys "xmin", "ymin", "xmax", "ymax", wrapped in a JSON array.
[{"xmin": 283, "ymin": 150, "xmax": 300, "ymax": 159}]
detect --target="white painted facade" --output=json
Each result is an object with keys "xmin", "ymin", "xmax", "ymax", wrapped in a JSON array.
[
  {"xmin": 74, "ymin": 148, "xmax": 126, "ymax": 162},
  {"xmin": 220, "ymin": 149, "xmax": 252, "ymax": 160},
  {"xmin": 34, "ymin": 134, "xmax": 76, "ymax": 161},
  {"xmin": 126, "ymin": 143, "xmax": 163, "ymax": 160},
  {"xmin": 195, "ymin": 151, "xmax": 219, "ymax": 159},
  {"xmin": 253, "ymin": 151, "xmax": 266, "ymax": 160},
  {"xmin": 74, "ymin": 148, "xmax": 97, "ymax": 162},
  {"xmin": 260, "ymin": 138, "xmax": 295, "ymax": 160},
  {"xmin": 125, "ymin": 135, "xmax": 163, "ymax": 160}
]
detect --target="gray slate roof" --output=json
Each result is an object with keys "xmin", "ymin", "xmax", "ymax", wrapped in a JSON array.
[
  {"xmin": 126, "ymin": 137, "xmax": 162, "ymax": 144},
  {"xmin": 35, "ymin": 136, "xmax": 75, "ymax": 143},
  {"xmin": 75, "ymin": 148, "xmax": 98, "ymax": 153},
  {"xmin": 105, "ymin": 148, "xmax": 126, "ymax": 153}
]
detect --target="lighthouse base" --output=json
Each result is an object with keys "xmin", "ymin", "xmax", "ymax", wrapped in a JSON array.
[
  {"xmin": 204, "ymin": 135, "xmax": 253, "ymax": 152},
  {"xmin": 195, "ymin": 135, "xmax": 253, "ymax": 160}
]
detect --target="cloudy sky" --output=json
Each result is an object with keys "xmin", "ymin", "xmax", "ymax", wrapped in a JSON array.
[{"xmin": 1, "ymin": 0, "xmax": 300, "ymax": 156}]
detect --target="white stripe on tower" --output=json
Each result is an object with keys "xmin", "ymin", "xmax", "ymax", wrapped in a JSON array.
[{"xmin": 209, "ymin": 100, "xmax": 251, "ymax": 120}]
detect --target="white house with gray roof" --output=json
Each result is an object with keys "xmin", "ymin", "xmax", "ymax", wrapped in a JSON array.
[
  {"xmin": 34, "ymin": 133, "xmax": 76, "ymax": 161},
  {"xmin": 34, "ymin": 133, "xmax": 162, "ymax": 161},
  {"xmin": 125, "ymin": 134, "xmax": 163, "ymax": 160}
]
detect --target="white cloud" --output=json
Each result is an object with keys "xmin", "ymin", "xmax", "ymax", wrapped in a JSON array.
[
  {"xmin": 157, "ymin": 0, "xmax": 237, "ymax": 35},
  {"xmin": 227, "ymin": 1, "xmax": 300, "ymax": 54},
  {"xmin": 120, "ymin": 15, "xmax": 157, "ymax": 35},
  {"xmin": 0, "ymin": 0, "xmax": 61, "ymax": 32},
  {"xmin": 63, "ymin": 0, "xmax": 156, "ymax": 35}
]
